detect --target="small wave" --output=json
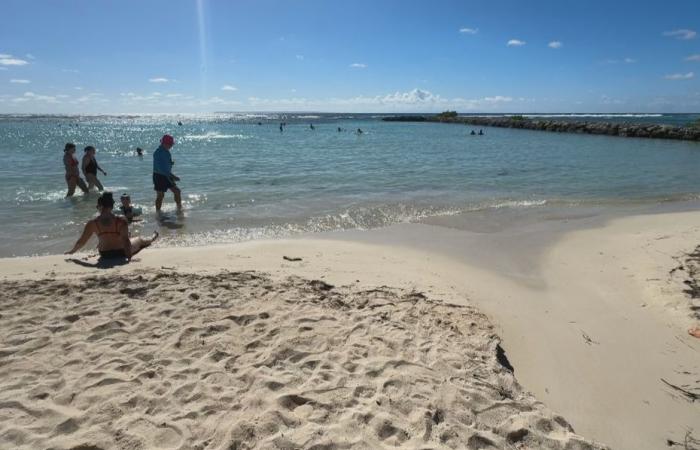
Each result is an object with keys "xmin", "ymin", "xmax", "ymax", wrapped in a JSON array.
[{"xmin": 183, "ymin": 132, "xmax": 251, "ymax": 140}]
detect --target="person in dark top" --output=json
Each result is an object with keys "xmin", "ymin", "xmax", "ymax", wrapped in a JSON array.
[
  {"xmin": 310, "ymin": 123, "xmax": 315, "ymax": 130},
  {"xmin": 478, "ymin": 129, "xmax": 484, "ymax": 135},
  {"xmin": 153, "ymin": 134, "xmax": 182, "ymax": 211},
  {"xmin": 136, "ymin": 147, "xmax": 144, "ymax": 156},
  {"xmin": 63, "ymin": 143, "xmax": 88, "ymax": 197},
  {"xmin": 65, "ymin": 192, "xmax": 158, "ymax": 260},
  {"xmin": 82, "ymin": 146, "xmax": 107, "ymax": 191},
  {"xmin": 119, "ymin": 193, "xmax": 138, "ymax": 222},
  {"xmin": 470, "ymin": 130, "xmax": 476, "ymax": 135},
  {"xmin": 357, "ymin": 128, "xmax": 363, "ymax": 134}
]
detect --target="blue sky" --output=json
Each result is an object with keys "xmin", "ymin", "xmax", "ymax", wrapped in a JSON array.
[{"xmin": 1, "ymin": 0, "xmax": 699, "ymax": 113}]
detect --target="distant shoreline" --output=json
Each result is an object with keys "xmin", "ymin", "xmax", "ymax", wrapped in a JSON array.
[{"xmin": 384, "ymin": 114, "xmax": 700, "ymax": 141}]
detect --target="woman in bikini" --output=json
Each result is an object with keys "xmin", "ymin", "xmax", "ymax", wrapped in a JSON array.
[
  {"xmin": 66, "ymin": 192, "xmax": 158, "ymax": 260},
  {"xmin": 82, "ymin": 145, "xmax": 107, "ymax": 191},
  {"xmin": 64, "ymin": 143, "xmax": 89, "ymax": 197}
]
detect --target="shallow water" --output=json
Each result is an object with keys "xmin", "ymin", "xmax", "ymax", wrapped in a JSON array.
[{"xmin": 1, "ymin": 113, "xmax": 699, "ymax": 257}]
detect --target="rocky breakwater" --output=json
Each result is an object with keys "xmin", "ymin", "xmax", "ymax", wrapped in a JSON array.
[{"xmin": 383, "ymin": 114, "xmax": 700, "ymax": 142}]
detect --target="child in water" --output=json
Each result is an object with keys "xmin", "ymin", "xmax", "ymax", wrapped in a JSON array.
[{"xmin": 119, "ymin": 193, "xmax": 140, "ymax": 222}]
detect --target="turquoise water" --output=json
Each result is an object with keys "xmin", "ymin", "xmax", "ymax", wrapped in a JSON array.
[{"xmin": 1, "ymin": 113, "xmax": 699, "ymax": 257}]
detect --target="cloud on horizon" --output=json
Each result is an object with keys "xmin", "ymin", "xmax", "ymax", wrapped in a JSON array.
[
  {"xmin": 221, "ymin": 85, "xmax": 238, "ymax": 91},
  {"xmin": 10, "ymin": 79, "xmax": 30, "ymax": 84},
  {"xmin": 507, "ymin": 39, "xmax": 526, "ymax": 47},
  {"xmin": 148, "ymin": 77, "xmax": 171, "ymax": 83},
  {"xmin": 350, "ymin": 63, "xmax": 367, "ymax": 68},
  {"xmin": 459, "ymin": 27, "xmax": 478, "ymax": 34},
  {"xmin": 548, "ymin": 41, "xmax": 562, "ymax": 49}
]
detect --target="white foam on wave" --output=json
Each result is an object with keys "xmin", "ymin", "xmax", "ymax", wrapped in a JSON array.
[{"xmin": 183, "ymin": 132, "xmax": 251, "ymax": 140}]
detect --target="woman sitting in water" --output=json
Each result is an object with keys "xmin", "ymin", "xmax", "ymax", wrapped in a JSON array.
[{"xmin": 66, "ymin": 192, "xmax": 158, "ymax": 260}]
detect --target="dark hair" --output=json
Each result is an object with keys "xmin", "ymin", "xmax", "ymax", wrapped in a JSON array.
[
  {"xmin": 64, "ymin": 143, "xmax": 76, "ymax": 152},
  {"xmin": 84, "ymin": 145, "xmax": 95, "ymax": 153},
  {"xmin": 97, "ymin": 192, "xmax": 115, "ymax": 209}
]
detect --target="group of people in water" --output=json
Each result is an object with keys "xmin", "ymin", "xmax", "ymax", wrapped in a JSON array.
[{"xmin": 64, "ymin": 134, "xmax": 182, "ymax": 261}]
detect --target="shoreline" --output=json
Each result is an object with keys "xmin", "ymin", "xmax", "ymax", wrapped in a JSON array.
[{"xmin": 1, "ymin": 208, "xmax": 699, "ymax": 448}]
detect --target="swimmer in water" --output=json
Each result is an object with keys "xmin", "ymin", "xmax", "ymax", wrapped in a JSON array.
[
  {"xmin": 136, "ymin": 147, "xmax": 143, "ymax": 156},
  {"xmin": 357, "ymin": 128, "xmax": 363, "ymax": 134},
  {"xmin": 310, "ymin": 123, "xmax": 315, "ymax": 130}
]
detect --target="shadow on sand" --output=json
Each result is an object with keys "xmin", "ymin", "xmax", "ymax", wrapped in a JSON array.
[{"xmin": 66, "ymin": 257, "xmax": 131, "ymax": 269}]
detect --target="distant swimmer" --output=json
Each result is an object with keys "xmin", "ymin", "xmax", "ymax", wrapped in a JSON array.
[
  {"xmin": 178, "ymin": 121, "xmax": 183, "ymax": 126},
  {"xmin": 357, "ymin": 128, "xmax": 363, "ymax": 134},
  {"xmin": 280, "ymin": 123, "xmax": 284, "ymax": 132},
  {"xmin": 153, "ymin": 134, "xmax": 182, "ymax": 212},
  {"xmin": 258, "ymin": 122, "xmax": 262, "ymax": 126},
  {"xmin": 470, "ymin": 130, "xmax": 476, "ymax": 135},
  {"xmin": 65, "ymin": 192, "xmax": 158, "ymax": 261},
  {"xmin": 82, "ymin": 145, "xmax": 107, "ymax": 192},
  {"xmin": 478, "ymin": 129, "xmax": 484, "ymax": 135},
  {"xmin": 63, "ymin": 143, "xmax": 89, "ymax": 197},
  {"xmin": 338, "ymin": 127, "xmax": 342, "ymax": 132},
  {"xmin": 136, "ymin": 147, "xmax": 144, "ymax": 156},
  {"xmin": 310, "ymin": 123, "xmax": 315, "ymax": 130}
]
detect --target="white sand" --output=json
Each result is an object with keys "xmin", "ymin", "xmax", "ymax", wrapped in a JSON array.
[{"xmin": 1, "ymin": 208, "xmax": 699, "ymax": 449}]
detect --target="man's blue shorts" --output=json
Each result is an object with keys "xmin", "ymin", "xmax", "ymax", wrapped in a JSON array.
[{"xmin": 153, "ymin": 173, "xmax": 175, "ymax": 192}]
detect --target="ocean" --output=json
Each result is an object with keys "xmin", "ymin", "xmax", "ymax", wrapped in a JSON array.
[{"xmin": 1, "ymin": 112, "xmax": 699, "ymax": 257}]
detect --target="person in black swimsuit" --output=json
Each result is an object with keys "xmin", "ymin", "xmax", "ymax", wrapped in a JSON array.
[
  {"xmin": 66, "ymin": 192, "xmax": 158, "ymax": 260},
  {"xmin": 82, "ymin": 146, "xmax": 107, "ymax": 191}
]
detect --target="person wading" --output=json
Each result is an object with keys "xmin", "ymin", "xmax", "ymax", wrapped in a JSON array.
[{"xmin": 152, "ymin": 134, "xmax": 182, "ymax": 212}]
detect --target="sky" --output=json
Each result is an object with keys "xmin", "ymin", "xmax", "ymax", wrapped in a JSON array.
[{"xmin": 1, "ymin": 0, "xmax": 699, "ymax": 114}]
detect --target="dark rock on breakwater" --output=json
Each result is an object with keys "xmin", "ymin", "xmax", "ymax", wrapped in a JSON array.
[{"xmin": 383, "ymin": 115, "xmax": 700, "ymax": 141}]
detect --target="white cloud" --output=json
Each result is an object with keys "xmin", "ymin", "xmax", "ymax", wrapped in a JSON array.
[
  {"xmin": 685, "ymin": 54, "xmax": 700, "ymax": 61},
  {"xmin": 166, "ymin": 93, "xmax": 183, "ymax": 98},
  {"xmin": 221, "ymin": 85, "xmax": 238, "ymax": 91},
  {"xmin": 663, "ymin": 29, "xmax": 697, "ymax": 40},
  {"xmin": 507, "ymin": 39, "xmax": 526, "ymax": 47},
  {"xmin": 149, "ymin": 77, "xmax": 171, "ymax": 83},
  {"xmin": 20, "ymin": 91, "xmax": 59, "ymax": 103},
  {"xmin": 548, "ymin": 41, "xmax": 562, "ymax": 49},
  {"xmin": 25, "ymin": 53, "xmax": 35, "ymax": 60},
  {"xmin": 295, "ymin": 54, "xmax": 304, "ymax": 60},
  {"xmin": 0, "ymin": 54, "xmax": 11, "ymax": 58},
  {"xmin": 483, "ymin": 96, "xmax": 513, "ymax": 103},
  {"xmin": 459, "ymin": 27, "xmax": 478, "ymax": 34},
  {"xmin": 74, "ymin": 86, "xmax": 83, "ymax": 90},
  {"xmin": 664, "ymin": 72, "xmax": 694, "ymax": 80},
  {"xmin": 602, "ymin": 57, "xmax": 636, "ymax": 64},
  {"xmin": 624, "ymin": 57, "xmax": 637, "ymax": 63},
  {"xmin": 10, "ymin": 79, "xmax": 30, "ymax": 84},
  {"xmin": 350, "ymin": 63, "xmax": 367, "ymax": 68},
  {"xmin": 0, "ymin": 57, "xmax": 29, "ymax": 66}
]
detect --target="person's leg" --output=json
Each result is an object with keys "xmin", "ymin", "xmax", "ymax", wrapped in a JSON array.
[
  {"xmin": 155, "ymin": 191, "xmax": 165, "ymax": 211},
  {"xmin": 77, "ymin": 177, "xmax": 89, "ymax": 194},
  {"xmin": 94, "ymin": 177, "xmax": 104, "ymax": 191},
  {"xmin": 86, "ymin": 174, "xmax": 96, "ymax": 191},
  {"xmin": 66, "ymin": 176, "xmax": 76, "ymax": 197},
  {"xmin": 171, "ymin": 186, "xmax": 182, "ymax": 210},
  {"xmin": 129, "ymin": 231, "xmax": 159, "ymax": 257}
]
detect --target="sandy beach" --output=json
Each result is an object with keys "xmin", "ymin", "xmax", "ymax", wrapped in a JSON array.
[{"xmin": 1, "ymin": 207, "xmax": 699, "ymax": 449}]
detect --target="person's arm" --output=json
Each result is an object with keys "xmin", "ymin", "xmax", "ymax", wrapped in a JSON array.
[
  {"xmin": 65, "ymin": 222, "xmax": 95, "ymax": 254},
  {"xmin": 119, "ymin": 219, "xmax": 133, "ymax": 259},
  {"xmin": 96, "ymin": 160, "xmax": 107, "ymax": 175}
]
